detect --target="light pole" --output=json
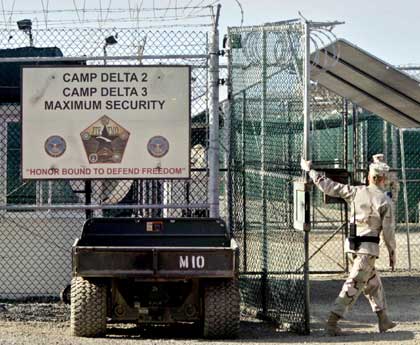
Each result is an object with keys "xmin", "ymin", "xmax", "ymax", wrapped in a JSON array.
[
  {"xmin": 103, "ymin": 34, "xmax": 118, "ymax": 65},
  {"xmin": 17, "ymin": 19, "xmax": 33, "ymax": 47}
]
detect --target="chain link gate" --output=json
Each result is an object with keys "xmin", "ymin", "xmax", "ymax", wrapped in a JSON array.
[
  {"xmin": 227, "ymin": 22, "xmax": 309, "ymax": 334},
  {"xmin": 0, "ymin": 26, "xmax": 218, "ymax": 299}
]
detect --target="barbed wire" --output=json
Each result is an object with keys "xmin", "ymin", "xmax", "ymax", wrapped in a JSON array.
[
  {"xmin": 2, "ymin": 4, "xmax": 214, "ymax": 15},
  {"xmin": 0, "ymin": 0, "xmax": 218, "ymax": 29}
]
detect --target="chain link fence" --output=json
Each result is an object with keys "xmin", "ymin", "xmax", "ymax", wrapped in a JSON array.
[
  {"xmin": 2, "ymin": 18, "xmax": 420, "ymax": 339},
  {"xmin": 227, "ymin": 22, "xmax": 420, "ymax": 333},
  {"xmin": 308, "ymin": 65, "xmax": 420, "ymax": 274},
  {"xmin": 307, "ymin": 98, "xmax": 420, "ymax": 273},
  {"xmin": 0, "ymin": 27, "xmax": 214, "ymax": 299},
  {"xmin": 394, "ymin": 67, "xmax": 420, "ymax": 272}
]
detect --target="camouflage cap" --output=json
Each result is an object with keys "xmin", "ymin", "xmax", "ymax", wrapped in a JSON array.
[
  {"xmin": 372, "ymin": 153, "xmax": 385, "ymax": 163},
  {"xmin": 369, "ymin": 161, "xmax": 390, "ymax": 177}
]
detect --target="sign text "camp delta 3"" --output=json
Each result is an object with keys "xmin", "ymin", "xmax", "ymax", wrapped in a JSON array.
[{"xmin": 44, "ymin": 71, "xmax": 166, "ymax": 111}]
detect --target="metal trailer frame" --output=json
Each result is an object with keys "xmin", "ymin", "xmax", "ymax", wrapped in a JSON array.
[{"xmin": 70, "ymin": 216, "xmax": 240, "ymax": 338}]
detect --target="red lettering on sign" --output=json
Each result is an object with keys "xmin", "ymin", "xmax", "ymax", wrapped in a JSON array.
[{"xmin": 26, "ymin": 167, "xmax": 185, "ymax": 177}]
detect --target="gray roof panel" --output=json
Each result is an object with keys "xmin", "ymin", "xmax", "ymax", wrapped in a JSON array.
[{"xmin": 311, "ymin": 39, "xmax": 420, "ymax": 128}]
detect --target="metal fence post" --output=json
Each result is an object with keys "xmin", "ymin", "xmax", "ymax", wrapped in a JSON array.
[
  {"xmin": 242, "ymin": 90, "xmax": 248, "ymax": 272},
  {"xmin": 343, "ymin": 99, "xmax": 349, "ymax": 273},
  {"xmin": 85, "ymin": 181, "xmax": 92, "ymax": 219},
  {"xmin": 0, "ymin": 117, "xmax": 7, "ymax": 211},
  {"xmin": 391, "ymin": 126, "xmax": 398, "ymax": 169},
  {"xmin": 302, "ymin": 19, "xmax": 311, "ymax": 335},
  {"xmin": 399, "ymin": 128, "xmax": 412, "ymax": 271},
  {"xmin": 352, "ymin": 105, "xmax": 358, "ymax": 183},
  {"xmin": 260, "ymin": 27, "xmax": 268, "ymax": 317},
  {"xmin": 208, "ymin": 4, "xmax": 221, "ymax": 218},
  {"xmin": 383, "ymin": 120, "xmax": 388, "ymax": 162},
  {"xmin": 225, "ymin": 38, "xmax": 233, "ymax": 236},
  {"xmin": 225, "ymin": 101, "xmax": 233, "ymax": 234}
]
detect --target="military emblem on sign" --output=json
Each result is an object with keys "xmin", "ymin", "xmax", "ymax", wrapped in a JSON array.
[
  {"xmin": 147, "ymin": 136, "xmax": 169, "ymax": 158},
  {"xmin": 45, "ymin": 135, "xmax": 66, "ymax": 157},
  {"xmin": 80, "ymin": 115, "xmax": 130, "ymax": 164}
]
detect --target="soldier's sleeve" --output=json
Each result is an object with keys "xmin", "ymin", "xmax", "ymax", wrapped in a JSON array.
[
  {"xmin": 380, "ymin": 200, "xmax": 396, "ymax": 255},
  {"xmin": 308, "ymin": 169, "xmax": 355, "ymax": 202}
]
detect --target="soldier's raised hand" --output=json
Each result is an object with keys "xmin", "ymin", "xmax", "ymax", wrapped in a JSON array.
[{"xmin": 300, "ymin": 158, "xmax": 312, "ymax": 172}]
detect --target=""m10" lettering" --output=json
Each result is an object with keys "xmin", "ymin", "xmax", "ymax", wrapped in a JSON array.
[{"xmin": 179, "ymin": 255, "xmax": 205, "ymax": 269}]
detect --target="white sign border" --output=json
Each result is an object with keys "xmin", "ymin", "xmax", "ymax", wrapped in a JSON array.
[{"xmin": 20, "ymin": 64, "xmax": 192, "ymax": 181}]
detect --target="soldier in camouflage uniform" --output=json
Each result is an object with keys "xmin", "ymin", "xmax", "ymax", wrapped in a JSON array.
[{"xmin": 301, "ymin": 155, "xmax": 397, "ymax": 336}]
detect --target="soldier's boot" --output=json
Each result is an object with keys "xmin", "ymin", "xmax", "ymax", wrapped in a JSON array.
[
  {"xmin": 376, "ymin": 310, "xmax": 397, "ymax": 333},
  {"xmin": 325, "ymin": 312, "xmax": 342, "ymax": 336}
]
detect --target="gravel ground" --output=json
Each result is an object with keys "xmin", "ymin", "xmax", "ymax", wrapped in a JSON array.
[{"xmin": 1, "ymin": 273, "xmax": 420, "ymax": 345}]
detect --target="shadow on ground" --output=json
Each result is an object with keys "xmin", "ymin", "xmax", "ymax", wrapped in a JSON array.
[
  {"xmin": 310, "ymin": 274, "xmax": 420, "ymax": 323},
  {"xmin": 103, "ymin": 319, "xmax": 415, "ymax": 343}
]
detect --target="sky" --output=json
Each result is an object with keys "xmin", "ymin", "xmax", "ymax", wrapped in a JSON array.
[
  {"xmin": 2, "ymin": 0, "xmax": 420, "ymax": 66},
  {"xmin": 218, "ymin": 0, "xmax": 420, "ymax": 66}
]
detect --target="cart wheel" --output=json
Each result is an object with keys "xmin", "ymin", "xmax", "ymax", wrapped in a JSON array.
[
  {"xmin": 60, "ymin": 284, "xmax": 71, "ymax": 305},
  {"xmin": 203, "ymin": 279, "xmax": 240, "ymax": 339},
  {"xmin": 70, "ymin": 277, "xmax": 107, "ymax": 337}
]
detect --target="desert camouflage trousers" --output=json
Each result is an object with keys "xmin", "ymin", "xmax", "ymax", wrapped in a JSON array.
[{"xmin": 332, "ymin": 254, "xmax": 387, "ymax": 317}]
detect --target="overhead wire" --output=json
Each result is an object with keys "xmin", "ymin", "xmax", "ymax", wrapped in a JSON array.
[
  {"xmin": 187, "ymin": 1, "xmax": 217, "ymax": 20},
  {"xmin": 98, "ymin": 0, "xmax": 103, "ymax": 28},
  {"xmin": 8, "ymin": 0, "xmax": 15, "ymax": 30},
  {"xmin": 1, "ymin": 5, "xmax": 216, "ymax": 14},
  {"xmin": 1, "ymin": 12, "xmax": 208, "ymax": 23},
  {"xmin": 233, "ymin": 0, "xmax": 244, "ymax": 26},
  {"xmin": 72, "ymin": 0, "xmax": 81, "ymax": 24},
  {"xmin": 1, "ymin": 0, "xmax": 8, "ymax": 32},
  {"xmin": 182, "ymin": 0, "xmax": 195, "ymax": 16},
  {"xmin": 40, "ymin": 0, "xmax": 50, "ymax": 29},
  {"xmin": 127, "ymin": 0, "xmax": 132, "ymax": 20},
  {"xmin": 162, "ymin": 0, "xmax": 171, "ymax": 19},
  {"xmin": 0, "ymin": 2, "xmax": 216, "ymax": 29},
  {"xmin": 104, "ymin": 0, "xmax": 112, "ymax": 22},
  {"xmin": 82, "ymin": 0, "xmax": 86, "ymax": 23},
  {"xmin": 185, "ymin": 0, "xmax": 209, "ymax": 18}
]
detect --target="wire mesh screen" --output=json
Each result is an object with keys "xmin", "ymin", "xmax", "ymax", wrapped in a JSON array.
[
  {"xmin": 227, "ymin": 25, "xmax": 420, "ymax": 332},
  {"xmin": 228, "ymin": 23, "xmax": 307, "ymax": 333},
  {"xmin": 397, "ymin": 128, "xmax": 420, "ymax": 271},
  {"xmin": 307, "ymin": 86, "xmax": 349, "ymax": 273},
  {"xmin": 395, "ymin": 66, "xmax": 420, "ymax": 272},
  {"xmin": 356, "ymin": 118, "xmax": 420, "ymax": 272},
  {"xmin": 309, "ymin": 102, "xmax": 420, "ymax": 273},
  {"xmin": 0, "ymin": 27, "xmax": 211, "ymax": 298},
  {"xmin": 293, "ymin": 62, "xmax": 420, "ymax": 275}
]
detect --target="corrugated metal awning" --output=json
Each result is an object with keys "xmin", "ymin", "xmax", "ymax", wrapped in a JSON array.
[{"xmin": 310, "ymin": 39, "xmax": 420, "ymax": 128}]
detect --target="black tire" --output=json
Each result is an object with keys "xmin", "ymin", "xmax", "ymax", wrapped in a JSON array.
[
  {"xmin": 203, "ymin": 279, "xmax": 240, "ymax": 339},
  {"xmin": 70, "ymin": 277, "xmax": 107, "ymax": 337},
  {"xmin": 60, "ymin": 284, "xmax": 71, "ymax": 305}
]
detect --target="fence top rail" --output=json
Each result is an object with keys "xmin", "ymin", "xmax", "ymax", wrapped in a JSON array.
[
  {"xmin": 0, "ymin": 203, "xmax": 210, "ymax": 211},
  {"xmin": 0, "ymin": 54, "xmax": 209, "ymax": 63}
]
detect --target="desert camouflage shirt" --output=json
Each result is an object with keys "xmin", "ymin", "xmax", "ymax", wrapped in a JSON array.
[{"xmin": 309, "ymin": 169, "xmax": 396, "ymax": 257}]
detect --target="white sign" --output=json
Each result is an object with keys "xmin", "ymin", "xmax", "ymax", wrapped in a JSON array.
[{"xmin": 22, "ymin": 66, "xmax": 191, "ymax": 179}]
